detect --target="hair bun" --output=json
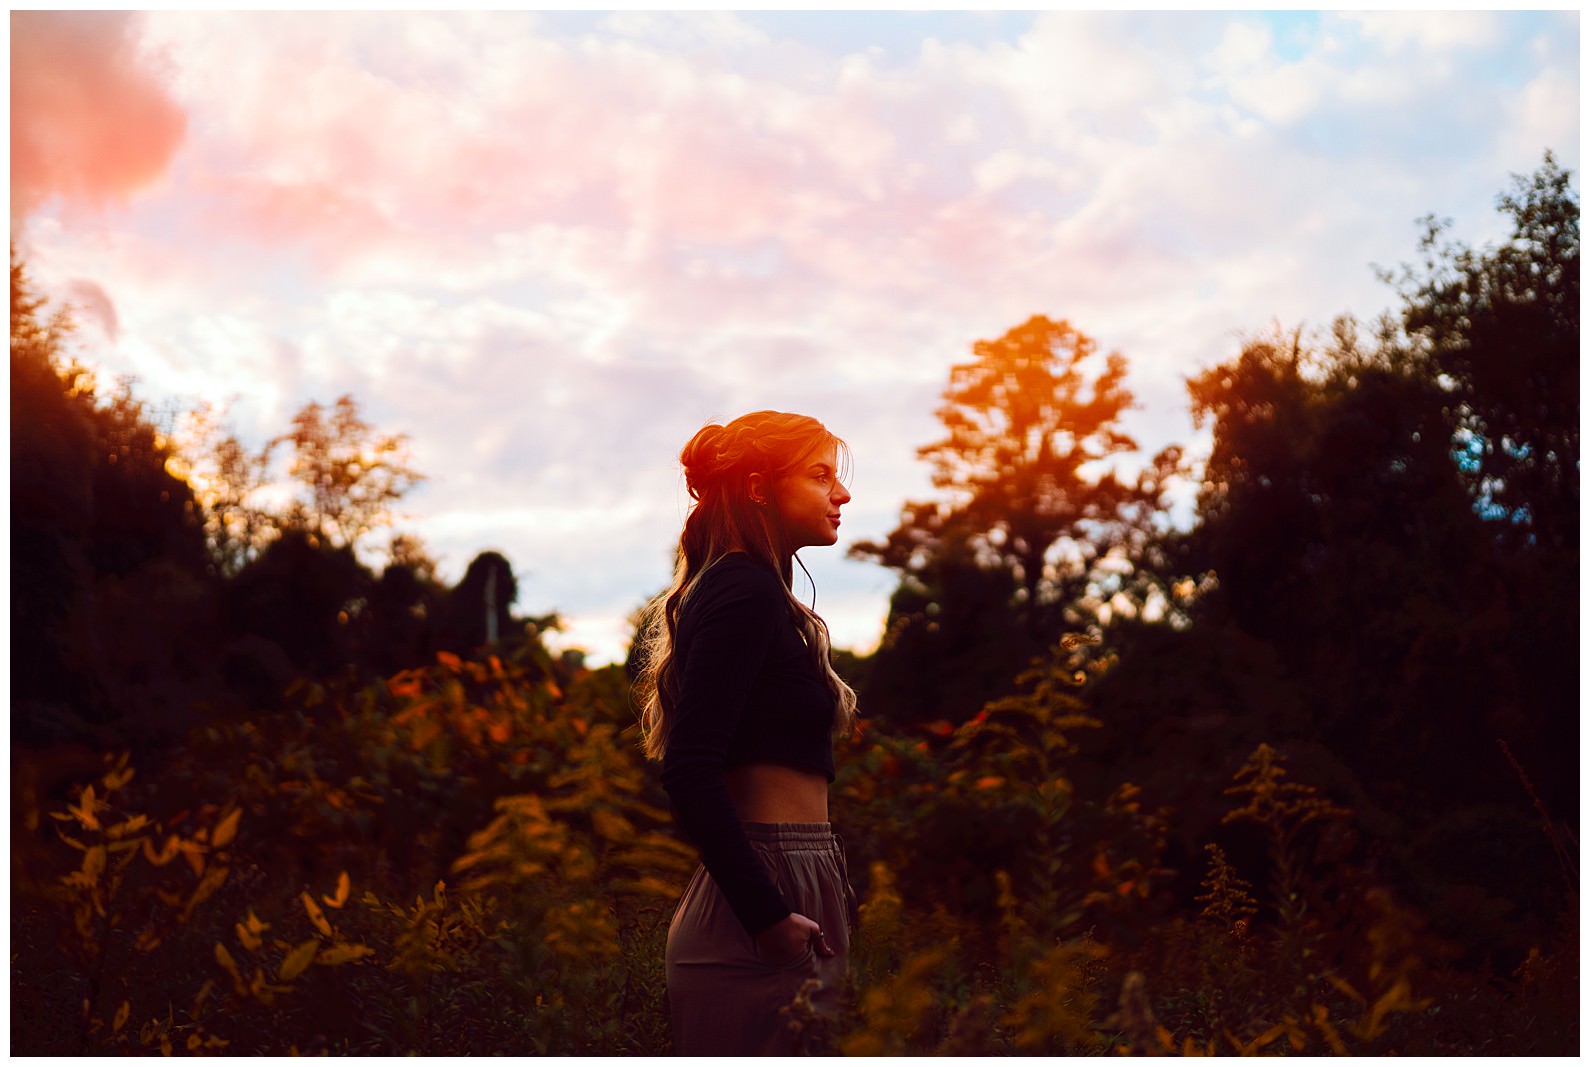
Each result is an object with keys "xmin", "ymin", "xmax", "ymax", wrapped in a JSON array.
[{"xmin": 680, "ymin": 423, "xmax": 729, "ymax": 498}]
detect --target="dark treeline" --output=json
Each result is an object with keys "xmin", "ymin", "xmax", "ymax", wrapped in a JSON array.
[
  {"xmin": 10, "ymin": 154, "xmax": 1577, "ymax": 1055},
  {"xmin": 851, "ymin": 153, "xmax": 1578, "ymax": 970},
  {"xmin": 11, "ymin": 268, "xmax": 558, "ymax": 753}
]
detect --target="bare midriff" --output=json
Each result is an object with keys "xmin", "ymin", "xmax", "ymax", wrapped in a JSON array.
[{"xmin": 725, "ymin": 762, "xmax": 829, "ymax": 823}]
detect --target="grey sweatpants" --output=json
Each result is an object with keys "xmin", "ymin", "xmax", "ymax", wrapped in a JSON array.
[{"xmin": 665, "ymin": 822, "xmax": 855, "ymax": 1056}]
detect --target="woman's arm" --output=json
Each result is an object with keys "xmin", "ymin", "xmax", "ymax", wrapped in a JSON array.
[{"xmin": 661, "ymin": 562, "xmax": 792, "ymax": 938}]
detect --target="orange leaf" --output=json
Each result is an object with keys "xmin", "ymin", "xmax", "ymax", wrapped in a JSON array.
[
  {"xmin": 317, "ymin": 942, "xmax": 375, "ymax": 966},
  {"xmin": 301, "ymin": 891, "xmax": 333, "ymax": 937},
  {"xmin": 322, "ymin": 871, "xmax": 351, "ymax": 909},
  {"xmin": 214, "ymin": 942, "xmax": 245, "ymax": 993},
  {"xmin": 102, "ymin": 758, "xmax": 135, "ymax": 791},
  {"xmin": 211, "ymin": 808, "xmax": 241, "ymax": 849},
  {"xmin": 387, "ymin": 674, "xmax": 425, "ymax": 698},
  {"xmin": 392, "ymin": 699, "xmax": 435, "ymax": 725},
  {"xmin": 143, "ymin": 835, "xmax": 181, "ymax": 866},
  {"xmin": 279, "ymin": 939, "xmax": 319, "ymax": 982},
  {"xmin": 183, "ymin": 864, "xmax": 229, "ymax": 920},
  {"xmin": 106, "ymin": 814, "xmax": 151, "ymax": 840},
  {"xmin": 70, "ymin": 787, "xmax": 101, "ymax": 831},
  {"xmin": 235, "ymin": 920, "xmax": 263, "ymax": 952}
]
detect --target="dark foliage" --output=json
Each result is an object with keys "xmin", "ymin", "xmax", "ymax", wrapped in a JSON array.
[
  {"xmin": 8, "ymin": 248, "xmax": 537, "ymax": 744},
  {"xmin": 224, "ymin": 530, "xmax": 374, "ymax": 683},
  {"xmin": 1080, "ymin": 155, "xmax": 1578, "ymax": 969},
  {"xmin": 11, "ymin": 250, "xmax": 214, "ymax": 745},
  {"xmin": 437, "ymin": 550, "xmax": 519, "ymax": 655}
]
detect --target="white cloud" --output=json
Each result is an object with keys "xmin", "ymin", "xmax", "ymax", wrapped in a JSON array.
[
  {"xmin": 1209, "ymin": 19, "xmax": 1271, "ymax": 69},
  {"xmin": 1221, "ymin": 57, "xmax": 1326, "ymax": 126},
  {"xmin": 601, "ymin": 10, "xmax": 768, "ymax": 52},
  {"xmin": 1501, "ymin": 66, "xmax": 1580, "ymax": 165},
  {"xmin": 971, "ymin": 149, "xmax": 1068, "ymax": 194},
  {"xmin": 1336, "ymin": 10, "xmax": 1501, "ymax": 55}
]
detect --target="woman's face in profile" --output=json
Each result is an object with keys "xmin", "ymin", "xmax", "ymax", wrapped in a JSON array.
[{"xmin": 772, "ymin": 443, "xmax": 850, "ymax": 551}]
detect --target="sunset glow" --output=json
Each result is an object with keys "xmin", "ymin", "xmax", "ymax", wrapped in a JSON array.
[{"xmin": 12, "ymin": 9, "xmax": 1579, "ymax": 662}]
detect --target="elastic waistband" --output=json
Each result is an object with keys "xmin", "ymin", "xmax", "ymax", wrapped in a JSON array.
[{"xmin": 742, "ymin": 821, "xmax": 837, "ymax": 849}]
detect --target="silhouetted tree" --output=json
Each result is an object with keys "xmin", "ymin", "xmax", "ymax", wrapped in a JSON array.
[
  {"xmin": 168, "ymin": 402, "xmax": 276, "ymax": 577},
  {"xmin": 1169, "ymin": 322, "xmax": 1492, "ymax": 776},
  {"xmin": 914, "ymin": 315, "xmax": 1144, "ymax": 625},
  {"xmin": 11, "ymin": 248, "xmax": 215, "ymax": 743},
  {"xmin": 1079, "ymin": 156, "xmax": 1578, "ymax": 966},
  {"xmin": 438, "ymin": 550, "xmax": 519, "ymax": 655},
  {"xmin": 271, "ymin": 394, "xmax": 423, "ymax": 555},
  {"xmin": 355, "ymin": 534, "xmax": 447, "ymax": 676},
  {"xmin": 1389, "ymin": 150, "xmax": 1579, "ymax": 553},
  {"xmin": 1386, "ymin": 152, "xmax": 1580, "ymax": 832},
  {"xmin": 12, "ymin": 251, "xmax": 100, "ymax": 739},
  {"xmin": 224, "ymin": 529, "xmax": 373, "ymax": 687},
  {"xmin": 853, "ymin": 315, "xmax": 1172, "ymax": 723},
  {"xmin": 85, "ymin": 381, "xmax": 208, "ymax": 578},
  {"xmin": 862, "ymin": 519, "xmax": 1031, "ymax": 725}
]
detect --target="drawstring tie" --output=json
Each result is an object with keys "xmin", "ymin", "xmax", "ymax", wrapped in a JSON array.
[{"xmin": 832, "ymin": 831, "xmax": 860, "ymax": 934}]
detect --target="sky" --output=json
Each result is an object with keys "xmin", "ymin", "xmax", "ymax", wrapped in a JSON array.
[{"xmin": 10, "ymin": 8, "xmax": 1581, "ymax": 665}]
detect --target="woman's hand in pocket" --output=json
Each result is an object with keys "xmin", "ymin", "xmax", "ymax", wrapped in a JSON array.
[{"xmin": 754, "ymin": 912, "xmax": 834, "ymax": 966}]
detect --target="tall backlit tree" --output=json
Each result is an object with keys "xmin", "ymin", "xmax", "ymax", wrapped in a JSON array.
[
  {"xmin": 273, "ymin": 394, "xmax": 424, "ymax": 556},
  {"xmin": 858, "ymin": 315, "xmax": 1155, "ymax": 627},
  {"xmin": 167, "ymin": 402, "xmax": 275, "ymax": 577},
  {"xmin": 854, "ymin": 315, "xmax": 1167, "ymax": 722}
]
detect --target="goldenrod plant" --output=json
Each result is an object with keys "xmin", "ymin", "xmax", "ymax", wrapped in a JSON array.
[{"xmin": 11, "ymin": 647, "xmax": 1577, "ymax": 1055}]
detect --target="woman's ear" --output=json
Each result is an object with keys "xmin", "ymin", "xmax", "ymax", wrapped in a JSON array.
[{"xmin": 746, "ymin": 471, "xmax": 768, "ymax": 505}]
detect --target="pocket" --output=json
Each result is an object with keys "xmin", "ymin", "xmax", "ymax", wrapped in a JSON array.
[
  {"xmin": 755, "ymin": 845, "xmax": 809, "ymax": 919},
  {"xmin": 751, "ymin": 844, "xmax": 821, "ymax": 970},
  {"xmin": 757, "ymin": 936, "xmax": 816, "ymax": 971}
]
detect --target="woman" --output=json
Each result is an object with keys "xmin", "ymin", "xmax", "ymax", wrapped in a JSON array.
[{"xmin": 636, "ymin": 410, "xmax": 859, "ymax": 1056}]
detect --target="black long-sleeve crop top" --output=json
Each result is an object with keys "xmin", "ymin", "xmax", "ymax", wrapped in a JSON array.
[{"xmin": 659, "ymin": 552, "xmax": 837, "ymax": 937}]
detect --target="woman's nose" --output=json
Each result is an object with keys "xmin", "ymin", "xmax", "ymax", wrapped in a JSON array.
[{"xmin": 833, "ymin": 480, "xmax": 851, "ymax": 505}]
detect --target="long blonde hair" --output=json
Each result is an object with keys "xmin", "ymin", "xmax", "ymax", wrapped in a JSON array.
[{"xmin": 635, "ymin": 410, "xmax": 859, "ymax": 759}]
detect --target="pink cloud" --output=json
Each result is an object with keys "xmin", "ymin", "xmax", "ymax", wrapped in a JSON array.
[
  {"xmin": 61, "ymin": 277, "xmax": 119, "ymax": 342},
  {"xmin": 129, "ymin": 13, "xmax": 970, "ymax": 282},
  {"xmin": 204, "ymin": 173, "xmax": 399, "ymax": 261},
  {"xmin": 10, "ymin": 11, "xmax": 187, "ymax": 221}
]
